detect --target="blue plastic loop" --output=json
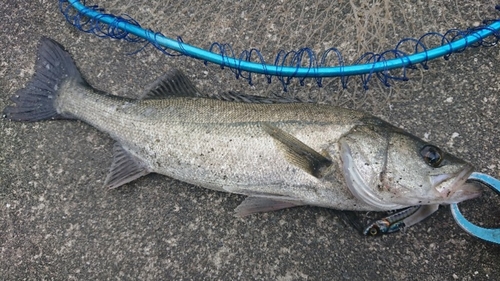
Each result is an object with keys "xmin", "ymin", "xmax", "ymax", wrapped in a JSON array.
[{"xmin": 450, "ymin": 172, "xmax": 500, "ymax": 244}]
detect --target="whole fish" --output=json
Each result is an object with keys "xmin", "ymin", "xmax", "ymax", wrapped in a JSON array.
[{"xmin": 3, "ymin": 38, "xmax": 481, "ymax": 233}]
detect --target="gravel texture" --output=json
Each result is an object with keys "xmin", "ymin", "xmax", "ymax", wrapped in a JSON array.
[{"xmin": 1, "ymin": 1, "xmax": 499, "ymax": 280}]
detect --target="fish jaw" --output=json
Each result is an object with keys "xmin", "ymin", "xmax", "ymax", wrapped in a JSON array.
[{"xmin": 430, "ymin": 164, "xmax": 482, "ymax": 203}]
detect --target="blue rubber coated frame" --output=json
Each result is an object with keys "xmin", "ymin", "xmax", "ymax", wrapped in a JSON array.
[
  {"xmin": 67, "ymin": 0, "xmax": 500, "ymax": 78},
  {"xmin": 451, "ymin": 172, "xmax": 500, "ymax": 244}
]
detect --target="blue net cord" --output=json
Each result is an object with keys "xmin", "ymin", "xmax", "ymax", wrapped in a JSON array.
[{"xmin": 59, "ymin": 0, "xmax": 500, "ymax": 90}]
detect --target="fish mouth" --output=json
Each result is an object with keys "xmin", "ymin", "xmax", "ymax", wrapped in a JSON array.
[{"xmin": 430, "ymin": 164, "xmax": 482, "ymax": 202}]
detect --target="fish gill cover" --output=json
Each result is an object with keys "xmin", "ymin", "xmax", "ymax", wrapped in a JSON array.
[{"xmin": 59, "ymin": 0, "xmax": 500, "ymax": 91}]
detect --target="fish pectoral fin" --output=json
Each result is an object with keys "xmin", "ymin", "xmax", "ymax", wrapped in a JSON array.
[
  {"xmin": 104, "ymin": 142, "xmax": 151, "ymax": 189},
  {"xmin": 140, "ymin": 69, "xmax": 201, "ymax": 99},
  {"xmin": 235, "ymin": 196, "xmax": 303, "ymax": 217},
  {"xmin": 262, "ymin": 123, "xmax": 332, "ymax": 178}
]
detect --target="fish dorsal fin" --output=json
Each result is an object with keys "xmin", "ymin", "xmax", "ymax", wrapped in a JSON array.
[
  {"xmin": 234, "ymin": 196, "xmax": 303, "ymax": 217},
  {"xmin": 214, "ymin": 91, "xmax": 306, "ymax": 104},
  {"xmin": 262, "ymin": 123, "xmax": 332, "ymax": 178},
  {"xmin": 104, "ymin": 142, "xmax": 151, "ymax": 189},
  {"xmin": 141, "ymin": 69, "xmax": 307, "ymax": 103},
  {"xmin": 141, "ymin": 69, "xmax": 201, "ymax": 99}
]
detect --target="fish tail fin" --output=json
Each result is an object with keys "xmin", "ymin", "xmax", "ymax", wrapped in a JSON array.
[{"xmin": 3, "ymin": 37, "xmax": 85, "ymax": 121}]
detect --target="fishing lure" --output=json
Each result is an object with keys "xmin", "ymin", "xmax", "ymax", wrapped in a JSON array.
[
  {"xmin": 363, "ymin": 203, "xmax": 445, "ymax": 236},
  {"xmin": 363, "ymin": 206, "xmax": 421, "ymax": 236}
]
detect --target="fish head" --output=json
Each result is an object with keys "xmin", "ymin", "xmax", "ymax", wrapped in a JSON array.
[{"xmin": 339, "ymin": 122, "xmax": 482, "ymax": 210}]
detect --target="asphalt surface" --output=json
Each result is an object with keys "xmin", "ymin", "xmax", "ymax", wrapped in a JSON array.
[{"xmin": 1, "ymin": 1, "xmax": 500, "ymax": 280}]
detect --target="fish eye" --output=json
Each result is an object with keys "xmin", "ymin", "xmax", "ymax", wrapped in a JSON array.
[
  {"xmin": 368, "ymin": 227, "xmax": 379, "ymax": 236},
  {"xmin": 420, "ymin": 145, "xmax": 443, "ymax": 168}
]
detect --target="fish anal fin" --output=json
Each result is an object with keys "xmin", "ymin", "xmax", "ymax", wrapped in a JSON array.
[
  {"xmin": 262, "ymin": 123, "xmax": 332, "ymax": 178},
  {"xmin": 141, "ymin": 69, "xmax": 200, "ymax": 99},
  {"xmin": 104, "ymin": 142, "xmax": 151, "ymax": 189},
  {"xmin": 235, "ymin": 196, "xmax": 302, "ymax": 217}
]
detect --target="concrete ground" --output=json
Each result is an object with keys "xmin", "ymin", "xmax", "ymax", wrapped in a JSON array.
[{"xmin": 1, "ymin": 0, "xmax": 499, "ymax": 280}]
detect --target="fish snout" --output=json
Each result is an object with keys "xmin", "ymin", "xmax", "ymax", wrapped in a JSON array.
[
  {"xmin": 430, "ymin": 165, "xmax": 482, "ymax": 202},
  {"xmin": 448, "ymin": 181, "xmax": 483, "ymax": 202}
]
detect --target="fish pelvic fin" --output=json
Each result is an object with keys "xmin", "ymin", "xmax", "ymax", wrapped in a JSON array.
[
  {"xmin": 3, "ymin": 37, "xmax": 85, "ymax": 121},
  {"xmin": 104, "ymin": 142, "xmax": 151, "ymax": 189},
  {"xmin": 262, "ymin": 123, "xmax": 332, "ymax": 178}
]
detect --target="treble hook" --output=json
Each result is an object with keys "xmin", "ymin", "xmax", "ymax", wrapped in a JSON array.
[{"xmin": 450, "ymin": 172, "xmax": 500, "ymax": 244}]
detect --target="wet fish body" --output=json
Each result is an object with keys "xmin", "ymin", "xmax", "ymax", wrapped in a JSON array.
[
  {"xmin": 58, "ymin": 84, "xmax": 371, "ymax": 211},
  {"xmin": 3, "ymin": 38, "xmax": 481, "ymax": 226}
]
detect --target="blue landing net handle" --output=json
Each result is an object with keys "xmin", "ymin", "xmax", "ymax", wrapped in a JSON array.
[
  {"xmin": 451, "ymin": 172, "xmax": 500, "ymax": 244},
  {"xmin": 67, "ymin": 0, "xmax": 500, "ymax": 78}
]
